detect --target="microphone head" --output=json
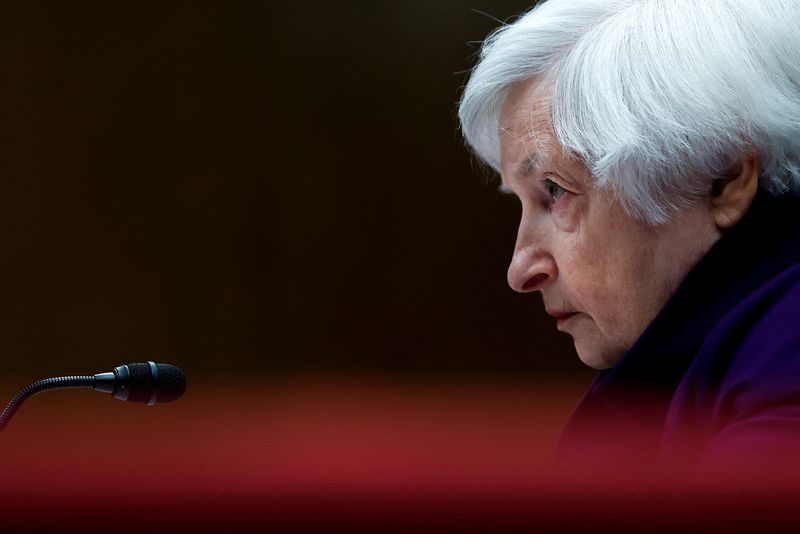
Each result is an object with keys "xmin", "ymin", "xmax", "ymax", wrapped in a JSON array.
[{"xmin": 113, "ymin": 362, "xmax": 187, "ymax": 404}]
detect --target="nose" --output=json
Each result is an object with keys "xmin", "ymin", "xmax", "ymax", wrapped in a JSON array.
[{"xmin": 507, "ymin": 228, "xmax": 557, "ymax": 293}]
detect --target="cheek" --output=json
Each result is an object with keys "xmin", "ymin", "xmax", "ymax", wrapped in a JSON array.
[
  {"xmin": 561, "ymin": 232, "xmax": 641, "ymax": 332},
  {"xmin": 591, "ymin": 242, "xmax": 668, "ymax": 349},
  {"xmin": 560, "ymin": 243, "xmax": 612, "ymax": 311}
]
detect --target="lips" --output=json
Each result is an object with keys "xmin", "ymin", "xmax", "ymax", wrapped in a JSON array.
[{"xmin": 546, "ymin": 309, "xmax": 579, "ymax": 330}]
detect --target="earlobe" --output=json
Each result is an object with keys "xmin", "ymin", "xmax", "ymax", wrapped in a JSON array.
[{"xmin": 709, "ymin": 154, "xmax": 760, "ymax": 230}]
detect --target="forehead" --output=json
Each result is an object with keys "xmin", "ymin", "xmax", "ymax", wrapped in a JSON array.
[{"xmin": 498, "ymin": 80, "xmax": 559, "ymax": 173}]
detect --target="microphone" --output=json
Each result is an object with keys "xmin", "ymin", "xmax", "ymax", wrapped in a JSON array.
[{"xmin": 0, "ymin": 362, "xmax": 187, "ymax": 433}]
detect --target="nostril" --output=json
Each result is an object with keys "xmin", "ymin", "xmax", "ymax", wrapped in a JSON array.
[{"xmin": 522, "ymin": 273, "xmax": 548, "ymax": 291}]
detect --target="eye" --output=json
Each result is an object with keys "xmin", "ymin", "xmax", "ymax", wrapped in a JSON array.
[{"xmin": 544, "ymin": 178, "xmax": 567, "ymax": 204}]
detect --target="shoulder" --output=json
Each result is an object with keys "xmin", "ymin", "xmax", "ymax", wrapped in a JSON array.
[
  {"xmin": 716, "ymin": 263, "xmax": 800, "ymax": 397},
  {"xmin": 682, "ymin": 263, "xmax": 800, "ymax": 414},
  {"xmin": 667, "ymin": 264, "xmax": 800, "ymax": 467}
]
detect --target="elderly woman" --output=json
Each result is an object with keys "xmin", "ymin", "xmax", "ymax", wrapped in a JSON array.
[{"xmin": 459, "ymin": 0, "xmax": 800, "ymax": 469}]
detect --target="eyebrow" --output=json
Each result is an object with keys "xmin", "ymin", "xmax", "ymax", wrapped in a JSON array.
[
  {"xmin": 497, "ymin": 151, "xmax": 553, "ymax": 194},
  {"xmin": 497, "ymin": 183, "xmax": 514, "ymax": 194},
  {"xmin": 520, "ymin": 151, "xmax": 551, "ymax": 175}
]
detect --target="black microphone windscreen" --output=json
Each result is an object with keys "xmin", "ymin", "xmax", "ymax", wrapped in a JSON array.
[
  {"xmin": 119, "ymin": 362, "xmax": 187, "ymax": 404},
  {"xmin": 155, "ymin": 363, "xmax": 187, "ymax": 403}
]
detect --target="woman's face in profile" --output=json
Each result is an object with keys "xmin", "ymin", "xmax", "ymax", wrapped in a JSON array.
[{"xmin": 498, "ymin": 81, "xmax": 720, "ymax": 369}]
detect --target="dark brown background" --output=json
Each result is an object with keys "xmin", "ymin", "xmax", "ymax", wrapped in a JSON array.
[{"xmin": 0, "ymin": 0, "xmax": 592, "ymax": 382}]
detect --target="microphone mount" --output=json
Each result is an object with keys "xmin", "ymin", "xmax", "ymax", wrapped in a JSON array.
[{"xmin": 0, "ymin": 362, "xmax": 187, "ymax": 433}]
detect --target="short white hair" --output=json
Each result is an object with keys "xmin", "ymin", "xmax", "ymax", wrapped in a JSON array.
[{"xmin": 459, "ymin": 0, "xmax": 800, "ymax": 224}]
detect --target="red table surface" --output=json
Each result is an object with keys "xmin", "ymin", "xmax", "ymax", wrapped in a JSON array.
[{"xmin": 0, "ymin": 375, "xmax": 798, "ymax": 532}]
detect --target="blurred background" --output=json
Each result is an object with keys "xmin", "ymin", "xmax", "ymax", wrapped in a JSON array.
[
  {"xmin": 0, "ymin": 0, "xmax": 592, "ymax": 382},
  {"xmin": 0, "ymin": 4, "xmax": 604, "ymax": 526}
]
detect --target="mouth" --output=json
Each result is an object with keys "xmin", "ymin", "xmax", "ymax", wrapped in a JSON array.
[{"xmin": 546, "ymin": 309, "xmax": 579, "ymax": 330}]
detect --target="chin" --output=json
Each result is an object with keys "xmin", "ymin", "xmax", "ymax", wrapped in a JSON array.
[{"xmin": 574, "ymin": 341, "xmax": 621, "ymax": 370}]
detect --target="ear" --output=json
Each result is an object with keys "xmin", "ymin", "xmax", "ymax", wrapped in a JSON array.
[{"xmin": 709, "ymin": 154, "xmax": 760, "ymax": 230}]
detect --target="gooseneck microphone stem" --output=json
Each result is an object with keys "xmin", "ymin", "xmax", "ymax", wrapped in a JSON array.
[
  {"xmin": 0, "ymin": 362, "xmax": 187, "ymax": 434},
  {"xmin": 0, "ymin": 375, "xmax": 96, "ymax": 433}
]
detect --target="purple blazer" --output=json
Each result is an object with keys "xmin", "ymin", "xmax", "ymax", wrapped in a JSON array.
[{"xmin": 555, "ymin": 191, "xmax": 800, "ymax": 469}]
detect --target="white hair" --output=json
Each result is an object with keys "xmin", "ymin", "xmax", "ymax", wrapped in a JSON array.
[{"xmin": 459, "ymin": 0, "xmax": 800, "ymax": 224}]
